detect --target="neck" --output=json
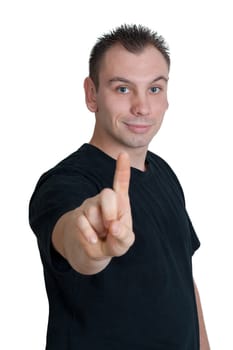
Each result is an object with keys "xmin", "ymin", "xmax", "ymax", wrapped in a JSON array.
[{"xmin": 89, "ymin": 138, "xmax": 148, "ymax": 171}]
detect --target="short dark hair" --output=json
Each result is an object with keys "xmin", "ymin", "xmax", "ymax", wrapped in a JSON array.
[{"xmin": 89, "ymin": 24, "xmax": 170, "ymax": 89}]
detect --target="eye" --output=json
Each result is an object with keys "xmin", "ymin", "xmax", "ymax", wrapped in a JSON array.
[
  {"xmin": 117, "ymin": 86, "xmax": 129, "ymax": 94},
  {"xmin": 150, "ymin": 86, "xmax": 161, "ymax": 94}
]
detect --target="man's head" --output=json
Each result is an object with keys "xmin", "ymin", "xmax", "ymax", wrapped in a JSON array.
[
  {"xmin": 84, "ymin": 24, "xmax": 170, "ymax": 162},
  {"xmin": 89, "ymin": 24, "xmax": 170, "ymax": 90}
]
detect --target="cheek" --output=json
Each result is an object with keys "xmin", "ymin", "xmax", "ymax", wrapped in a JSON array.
[
  {"xmin": 164, "ymin": 99, "xmax": 169, "ymax": 111},
  {"xmin": 97, "ymin": 94, "xmax": 117, "ymax": 113},
  {"xmin": 155, "ymin": 97, "xmax": 168, "ymax": 114},
  {"xmin": 99, "ymin": 97, "xmax": 129, "ymax": 121}
]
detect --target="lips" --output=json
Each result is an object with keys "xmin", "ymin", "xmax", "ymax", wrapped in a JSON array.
[{"xmin": 124, "ymin": 122, "xmax": 153, "ymax": 134}]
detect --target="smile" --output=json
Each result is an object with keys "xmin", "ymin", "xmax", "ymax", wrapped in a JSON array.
[{"xmin": 124, "ymin": 122, "xmax": 153, "ymax": 134}]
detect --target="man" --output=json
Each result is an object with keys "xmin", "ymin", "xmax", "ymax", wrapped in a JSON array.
[{"xmin": 29, "ymin": 24, "xmax": 210, "ymax": 349}]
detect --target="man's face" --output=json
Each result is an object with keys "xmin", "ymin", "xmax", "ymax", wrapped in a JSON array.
[{"xmin": 87, "ymin": 44, "xmax": 169, "ymax": 156}]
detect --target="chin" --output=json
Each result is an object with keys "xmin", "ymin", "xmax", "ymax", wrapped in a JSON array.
[
  {"xmin": 122, "ymin": 134, "xmax": 156, "ymax": 149},
  {"xmin": 121, "ymin": 140, "xmax": 150, "ymax": 150}
]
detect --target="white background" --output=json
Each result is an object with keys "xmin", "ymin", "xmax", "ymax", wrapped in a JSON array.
[{"xmin": 1, "ymin": 0, "xmax": 232, "ymax": 349}]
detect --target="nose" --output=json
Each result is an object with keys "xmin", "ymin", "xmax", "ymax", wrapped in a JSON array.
[{"xmin": 130, "ymin": 92, "xmax": 150, "ymax": 117}]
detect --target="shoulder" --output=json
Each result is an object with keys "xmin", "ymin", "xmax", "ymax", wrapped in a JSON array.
[
  {"xmin": 31, "ymin": 144, "xmax": 116, "ymax": 198},
  {"xmin": 147, "ymin": 150, "xmax": 176, "ymax": 176},
  {"xmin": 147, "ymin": 150, "xmax": 185, "ymax": 202},
  {"xmin": 29, "ymin": 145, "xmax": 105, "ymax": 225}
]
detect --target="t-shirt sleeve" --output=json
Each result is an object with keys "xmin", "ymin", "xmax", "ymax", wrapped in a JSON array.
[
  {"xmin": 29, "ymin": 169, "xmax": 99, "ymax": 272},
  {"xmin": 157, "ymin": 154, "xmax": 201, "ymax": 256},
  {"xmin": 187, "ymin": 214, "xmax": 201, "ymax": 255},
  {"xmin": 173, "ymin": 173, "xmax": 201, "ymax": 255}
]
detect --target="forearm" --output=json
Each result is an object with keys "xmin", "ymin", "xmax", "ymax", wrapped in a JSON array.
[
  {"xmin": 194, "ymin": 281, "xmax": 210, "ymax": 350},
  {"xmin": 52, "ymin": 210, "xmax": 111, "ymax": 275}
]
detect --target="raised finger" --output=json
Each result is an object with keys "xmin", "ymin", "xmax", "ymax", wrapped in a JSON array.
[{"xmin": 113, "ymin": 152, "xmax": 131, "ymax": 195}]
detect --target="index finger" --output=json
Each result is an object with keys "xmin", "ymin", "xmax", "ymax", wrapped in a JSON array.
[{"xmin": 113, "ymin": 152, "xmax": 131, "ymax": 195}]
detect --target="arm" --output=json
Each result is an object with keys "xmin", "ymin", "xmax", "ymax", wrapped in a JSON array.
[
  {"xmin": 52, "ymin": 152, "xmax": 135, "ymax": 275},
  {"xmin": 194, "ymin": 280, "xmax": 211, "ymax": 350}
]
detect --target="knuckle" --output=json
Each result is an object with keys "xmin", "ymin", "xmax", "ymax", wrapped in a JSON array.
[
  {"xmin": 122, "ymin": 229, "xmax": 135, "ymax": 248},
  {"xmin": 84, "ymin": 246, "xmax": 99, "ymax": 260},
  {"xmin": 82, "ymin": 197, "xmax": 91, "ymax": 208},
  {"xmin": 75, "ymin": 212, "xmax": 84, "ymax": 228},
  {"xmin": 100, "ymin": 188, "xmax": 114, "ymax": 199},
  {"xmin": 85, "ymin": 204, "xmax": 97, "ymax": 218},
  {"xmin": 129, "ymin": 232, "xmax": 135, "ymax": 246}
]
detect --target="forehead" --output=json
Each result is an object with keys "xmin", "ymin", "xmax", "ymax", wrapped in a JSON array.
[{"xmin": 99, "ymin": 44, "xmax": 169, "ymax": 81}]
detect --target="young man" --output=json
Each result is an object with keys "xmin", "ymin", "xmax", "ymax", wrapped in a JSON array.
[{"xmin": 29, "ymin": 24, "xmax": 210, "ymax": 349}]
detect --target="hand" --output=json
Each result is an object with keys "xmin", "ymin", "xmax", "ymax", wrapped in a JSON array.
[
  {"xmin": 74, "ymin": 152, "xmax": 134, "ymax": 259},
  {"xmin": 55, "ymin": 152, "xmax": 135, "ymax": 274}
]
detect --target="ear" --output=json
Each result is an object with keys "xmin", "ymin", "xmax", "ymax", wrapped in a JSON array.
[{"xmin": 84, "ymin": 77, "xmax": 98, "ymax": 112}]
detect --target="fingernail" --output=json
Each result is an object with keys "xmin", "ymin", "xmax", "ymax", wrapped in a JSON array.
[{"xmin": 89, "ymin": 236, "xmax": 97, "ymax": 244}]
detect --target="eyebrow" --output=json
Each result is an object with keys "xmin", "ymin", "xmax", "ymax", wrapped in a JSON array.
[{"xmin": 108, "ymin": 75, "xmax": 169, "ymax": 85}]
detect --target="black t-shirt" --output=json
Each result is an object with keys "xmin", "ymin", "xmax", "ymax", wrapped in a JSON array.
[{"xmin": 29, "ymin": 144, "xmax": 200, "ymax": 349}]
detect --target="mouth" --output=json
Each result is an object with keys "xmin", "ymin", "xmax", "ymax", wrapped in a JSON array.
[{"xmin": 124, "ymin": 122, "xmax": 153, "ymax": 134}]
